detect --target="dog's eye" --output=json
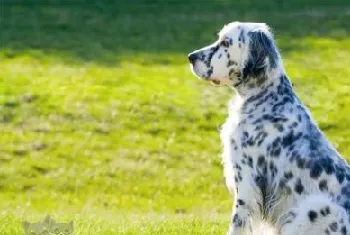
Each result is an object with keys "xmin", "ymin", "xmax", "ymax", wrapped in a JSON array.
[{"xmin": 220, "ymin": 40, "xmax": 230, "ymax": 47}]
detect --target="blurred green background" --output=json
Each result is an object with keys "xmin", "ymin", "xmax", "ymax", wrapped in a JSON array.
[{"xmin": 1, "ymin": 0, "xmax": 350, "ymax": 234}]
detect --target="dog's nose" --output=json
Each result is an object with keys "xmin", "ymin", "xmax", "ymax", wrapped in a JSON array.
[{"xmin": 188, "ymin": 52, "xmax": 198, "ymax": 63}]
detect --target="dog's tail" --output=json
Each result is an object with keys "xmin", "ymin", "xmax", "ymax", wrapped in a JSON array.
[{"xmin": 279, "ymin": 194, "xmax": 349, "ymax": 235}]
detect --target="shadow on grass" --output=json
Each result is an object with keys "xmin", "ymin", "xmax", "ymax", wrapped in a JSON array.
[{"xmin": 1, "ymin": 0, "xmax": 350, "ymax": 65}]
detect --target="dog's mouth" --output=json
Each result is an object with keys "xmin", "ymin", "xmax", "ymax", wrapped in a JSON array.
[
  {"xmin": 190, "ymin": 62, "xmax": 224, "ymax": 86},
  {"xmin": 210, "ymin": 79, "xmax": 221, "ymax": 85}
]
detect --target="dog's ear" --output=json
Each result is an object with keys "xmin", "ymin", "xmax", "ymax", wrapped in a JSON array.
[{"xmin": 242, "ymin": 27, "xmax": 278, "ymax": 79}]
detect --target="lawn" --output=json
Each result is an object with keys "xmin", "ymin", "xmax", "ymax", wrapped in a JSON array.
[{"xmin": 1, "ymin": 0, "xmax": 350, "ymax": 234}]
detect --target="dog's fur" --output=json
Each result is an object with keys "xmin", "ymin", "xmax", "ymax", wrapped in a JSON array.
[{"xmin": 188, "ymin": 22, "xmax": 350, "ymax": 235}]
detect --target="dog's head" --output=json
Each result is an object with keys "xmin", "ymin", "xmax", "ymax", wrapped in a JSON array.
[{"xmin": 188, "ymin": 22, "xmax": 280, "ymax": 90}]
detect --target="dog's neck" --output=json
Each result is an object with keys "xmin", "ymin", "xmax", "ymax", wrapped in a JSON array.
[
  {"xmin": 232, "ymin": 71, "xmax": 295, "ymax": 115},
  {"xmin": 233, "ymin": 59, "xmax": 287, "ymax": 96}
]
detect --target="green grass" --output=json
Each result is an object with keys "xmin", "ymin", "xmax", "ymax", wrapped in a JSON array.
[{"xmin": 1, "ymin": 0, "xmax": 350, "ymax": 234}]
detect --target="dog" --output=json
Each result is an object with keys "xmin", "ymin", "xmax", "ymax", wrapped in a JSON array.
[{"xmin": 188, "ymin": 22, "xmax": 350, "ymax": 235}]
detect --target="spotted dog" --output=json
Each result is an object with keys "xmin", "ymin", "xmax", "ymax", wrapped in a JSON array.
[{"xmin": 188, "ymin": 22, "xmax": 350, "ymax": 235}]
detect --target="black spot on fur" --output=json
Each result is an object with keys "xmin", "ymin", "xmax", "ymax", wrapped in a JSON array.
[
  {"xmin": 320, "ymin": 158, "xmax": 335, "ymax": 175},
  {"xmin": 268, "ymin": 137, "xmax": 282, "ymax": 158},
  {"xmin": 227, "ymin": 60, "xmax": 237, "ymax": 67},
  {"xmin": 238, "ymin": 29, "xmax": 245, "ymax": 43},
  {"xmin": 263, "ymin": 115, "xmax": 288, "ymax": 123},
  {"xmin": 247, "ymin": 156, "xmax": 253, "ymax": 168},
  {"xmin": 282, "ymin": 131, "xmax": 302, "ymax": 148},
  {"xmin": 229, "ymin": 68, "xmax": 235, "ymax": 77},
  {"xmin": 233, "ymin": 214, "xmax": 243, "ymax": 227},
  {"xmin": 284, "ymin": 171, "xmax": 293, "ymax": 180},
  {"xmin": 255, "ymin": 131, "xmax": 268, "ymax": 146},
  {"xmin": 319, "ymin": 180, "xmax": 328, "ymax": 192},
  {"xmin": 241, "ymin": 131, "xmax": 249, "ymax": 148},
  {"xmin": 257, "ymin": 155, "xmax": 266, "ymax": 168},
  {"xmin": 329, "ymin": 222, "xmax": 338, "ymax": 232},
  {"xmin": 308, "ymin": 210, "xmax": 318, "ymax": 222},
  {"xmin": 343, "ymin": 200, "xmax": 350, "ymax": 211},
  {"xmin": 254, "ymin": 175, "xmax": 269, "ymax": 218},
  {"xmin": 297, "ymin": 114, "xmax": 302, "ymax": 122},
  {"xmin": 255, "ymin": 124, "xmax": 264, "ymax": 131},
  {"xmin": 274, "ymin": 123, "xmax": 284, "ymax": 132},
  {"xmin": 237, "ymin": 199, "xmax": 245, "ymax": 205},
  {"xmin": 207, "ymin": 67, "xmax": 213, "ymax": 77},
  {"xmin": 341, "ymin": 226, "xmax": 347, "ymax": 235},
  {"xmin": 203, "ymin": 45, "xmax": 220, "ymax": 68},
  {"xmin": 235, "ymin": 163, "xmax": 242, "ymax": 171},
  {"xmin": 309, "ymin": 160, "xmax": 323, "ymax": 179},
  {"xmin": 269, "ymin": 161, "xmax": 278, "ymax": 177},
  {"xmin": 294, "ymin": 178, "xmax": 304, "ymax": 194},
  {"xmin": 320, "ymin": 207, "xmax": 331, "ymax": 216},
  {"xmin": 288, "ymin": 122, "xmax": 298, "ymax": 129},
  {"xmin": 336, "ymin": 172, "xmax": 345, "ymax": 184},
  {"xmin": 296, "ymin": 157, "xmax": 305, "ymax": 169},
  {"xmin": 237, "ymin": 171, "xmax": 243, "ymax": 181},
  {"xmin": 341, "ymin": 186, "xmax": 350, "ymax": 197}
]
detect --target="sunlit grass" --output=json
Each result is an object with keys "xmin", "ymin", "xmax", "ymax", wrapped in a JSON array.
[{"xmin": 0, "ymin": 211, "xmax": 229, "ymax": 235}]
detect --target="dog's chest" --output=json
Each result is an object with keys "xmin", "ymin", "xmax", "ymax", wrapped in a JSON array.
[
  {"xmin": 220, "ymin": 107, "xmax": 291, "ymax": 194},
  {"xmin": 221, "ymin": 112, "xmax": 282, "ymax": 161}
]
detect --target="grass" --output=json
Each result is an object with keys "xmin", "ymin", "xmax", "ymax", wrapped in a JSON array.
[{"xmin": 1, "ymin": 0, "xmax": 350, "ymax": 234}]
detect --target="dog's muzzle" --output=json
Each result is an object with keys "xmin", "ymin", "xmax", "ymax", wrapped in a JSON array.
[{"xmin": 188, "ymin": 52, "xmax": 199, "ymax": 64}]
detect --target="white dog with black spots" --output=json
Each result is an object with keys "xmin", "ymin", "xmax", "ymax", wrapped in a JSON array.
[{"xmin": 188, "ymin": 22, "xmax": 350, "ymax": 235}]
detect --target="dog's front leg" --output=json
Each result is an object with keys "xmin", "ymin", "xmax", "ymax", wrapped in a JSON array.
[
  {"xmin": 227, "ymin": 204, "xmax": 253, "ymax": 235},
  {"xmin": 227, "ymin": 176, "xmax": 259, "ymax": 235}
]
